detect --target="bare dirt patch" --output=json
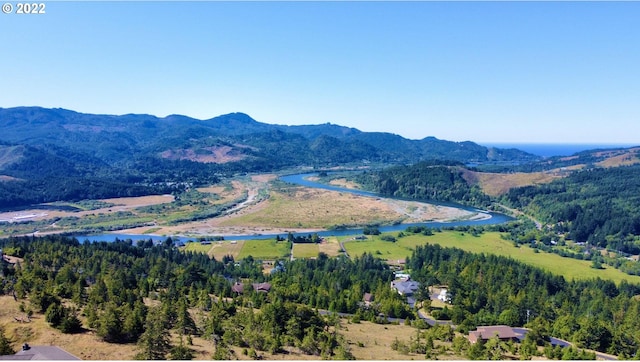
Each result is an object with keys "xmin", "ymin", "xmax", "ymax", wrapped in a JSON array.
[
  {"xmin": 160, "ymin": 146, "xmax": 246, "ymax": 164},
  {"xmin": 251, "ymin": 173, "xmax": 277, "ymax": 183},
  {"xmin": 328, "ymin": 178, "xmax": 362, "ymax": 190},
  {"xmin": 461, "ymin": 169, "xmax": 560, "ymax": 197},
  {"xmin": 0, "ymin": 195, "xmax": 174, "ymax": 232}
]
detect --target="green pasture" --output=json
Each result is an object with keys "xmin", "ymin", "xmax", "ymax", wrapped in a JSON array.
[
  {"xmin": 342, "ymin": 231, "xmax": 640, "ymax": 284},
  {"xmin": 183, "ymin": 242, "xmax": 214, "ymax": 254},
  {"xmin": 238, "ymin": 239, "xmax": 292, "ymax": 260},
  {"xmin": 292, "ymin": 243, "xmax": 320, "ymax": 259}
]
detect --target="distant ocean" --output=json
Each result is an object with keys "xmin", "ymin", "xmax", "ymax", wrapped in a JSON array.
[{"xmin": 482, "ymin": 143, "xmax": 639, "ymax": 158}]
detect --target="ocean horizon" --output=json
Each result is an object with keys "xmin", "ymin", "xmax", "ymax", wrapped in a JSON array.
[{"xmin": 482, "ymin": 143, "xmax": 639, "ymax": 158}]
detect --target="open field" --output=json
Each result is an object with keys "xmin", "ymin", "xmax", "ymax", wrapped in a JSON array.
[
  {"xmin": 207, "ymin": 240, "xmax": 245, "ymax": 260},
  {"xmin": 217, "ymin": 185, "xmax": 476, "ymax": 230},
  {"xmin": 343, "ymin": 231, "xmax": 640, "ymax": 284},
  {"xmin": 596, "ymin": 147, "xmax": 640, "ymax": 167},
  {"xmin": 292, "ymin": 243, "xmax": 319, "ymax": 258},
  {"xmin": 318, "ymin": 236, "xmax": 344, "ymax": 257},
  {"xmin": 218, "ymin": 187, "xmax": 401, "ymax": 229},
  {"xmin": 461, "ymin": 169, "xmax": 560, "ymax": 197},
  {"xmin": 238, "ymin": 239, "xmax": 291, "ymax": 260},
  {"xmin": 0, "ymin": 194, "xmax": 174, "ymax": 225}
]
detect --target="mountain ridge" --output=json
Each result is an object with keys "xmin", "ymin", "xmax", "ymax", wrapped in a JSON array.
[
  {"xmin": 0, "ymin": 106, "xmax": 539, "ymax": 207},
  {"xmin": 0, "ymin": 106, "xmax": 540, "ymax": 164}
]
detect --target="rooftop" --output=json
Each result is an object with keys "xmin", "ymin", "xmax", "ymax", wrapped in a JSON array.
[{"xmin": 0, "ymin": 345, "xmax": 80, "ymax": 360}]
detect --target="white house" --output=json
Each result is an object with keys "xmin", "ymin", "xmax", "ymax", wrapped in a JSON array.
[{"xmin": 437, "ymin": 288, "xmax": 451, "ymax": 303}]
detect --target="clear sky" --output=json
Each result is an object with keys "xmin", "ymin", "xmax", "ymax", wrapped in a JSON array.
[{"xmin": 1, "ymin": 1, "xmax": 639, "ymax": 144}]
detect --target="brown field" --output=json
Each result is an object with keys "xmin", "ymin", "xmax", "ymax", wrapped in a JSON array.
[
  {"xmin": 160, "ymin": 145, "xmax": 247, "ymax": 164},
  {"xmin": 461, "ymin": 169, "xmax": 560, "ymax": 197},
  {"xmin": 113, "ymin": 174, "xmax": 478, "ymax": 238},
  {"xmin": 216, "ymin": 186, "xmax": 476, "ymax": 230},
  {"xmin": 216, "ymin": 187, "xmax": 400, "ymax": 229},
  {"xmin": 596, "ymin": 148, "xmax": 640, "ymax": 168},
  {"xmin": 328, "ymin": 178, "xmax": 363, "ymax": 190},
  {"xmin": 207, "ymin": 240, "xmax": 246, "ymax": 260},
  {"xmin": 0, "ymin": 195, "xmax": 175, "ymax": 225},
  {"xmin": 197, "ymin": 180, "xmax": 246, "ymax": 205},
  {"xmin": 319, "ymin": 236, "xmax": 344, "ymax": 257}
]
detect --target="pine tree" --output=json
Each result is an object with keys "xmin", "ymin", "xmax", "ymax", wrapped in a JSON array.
[
  {"xmin": 175, "ymin": 298, "xmax": 198, "ymax": 336},
  {"xmin": 135, "ymin": 306, "xmax": 172, "ymax": 360},
  {"xmin": 0, "ymin": 327, "xmax": 15, "ymax": 356}
]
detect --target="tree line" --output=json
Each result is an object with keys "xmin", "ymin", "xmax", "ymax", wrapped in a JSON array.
[
  {"xmin": 3, "ymin": 233, "xmax": 640, "ymax": 359},
  {"xmin": 354, "ymin": 161, "xmax": 491, "ymax": 207},
  {"xmin": 405, "ymin": 241, "xmax": 640, "ymax": 358},
  {"xmin": 503, "ymin": 164, "xmax": 640, "ymax": 253}
]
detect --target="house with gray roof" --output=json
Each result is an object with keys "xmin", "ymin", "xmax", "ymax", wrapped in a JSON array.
[{"xmin": 1, "ymin": 344, "xmax": 80, "ymax": 360}]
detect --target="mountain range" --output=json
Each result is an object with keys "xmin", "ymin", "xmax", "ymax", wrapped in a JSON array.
[
  {"xmin": 0, "ymin": 106, "xmax": 539, "ymax": 208},
  {"xmin": 0, "ymin": 106, "xmax": 538, "ymax": 164}
]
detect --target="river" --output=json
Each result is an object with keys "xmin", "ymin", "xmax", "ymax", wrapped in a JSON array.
[{"xmin": 74, "ymin": 172, "xmax": 512, "ymax": 243}]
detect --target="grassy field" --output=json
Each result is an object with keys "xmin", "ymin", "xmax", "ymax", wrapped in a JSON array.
[
  {"xmin": 343, "ymin": 231, "xmax": 640, "ymax": 284},
  {"xmin": 183, "ymin": 241, "xmax": 216, "ymax": 254},
  {"xmin": 207, "ymin": 240, "xmax": 245, "ymax": 261},
  {"xmin": 218, "ymin": 186, "xmax": 402, "ymax": 229},
  {"xmin": 238, "ymin": 239, "xmax": 291, "ymax": 260},
  {"xmin": 292, "ymin": 243, "xmax": 319, "ymax": 258}
]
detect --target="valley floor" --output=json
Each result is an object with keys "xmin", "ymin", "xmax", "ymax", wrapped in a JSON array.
[{"xmin": 0, "ymin": 173, "xmax": 483, "ymax": 239}]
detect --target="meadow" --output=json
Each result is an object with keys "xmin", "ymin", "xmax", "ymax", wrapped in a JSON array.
[{"xmin": 217, "ymin": 186, "xmax": 402, "ymax": 229}]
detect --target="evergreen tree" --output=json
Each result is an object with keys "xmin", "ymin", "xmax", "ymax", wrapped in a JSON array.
[
  {"xmin": 135, "ymin": 306, "xmax": 172, "ymax": 360},
  {"xmin": 175, "ymin": 297, "xmax": 198, "ymax": 336},
  {"xmin": 0, "ymin": 327, "xmax": 15, "ymax": 356}
]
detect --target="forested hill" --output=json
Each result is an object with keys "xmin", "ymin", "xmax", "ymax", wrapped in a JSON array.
[
  {"xmin": 503, "ymin": 164, "xmax": 640, "ymax": 254},
  {"xmin": 0, "ymin": 107, "xmax": 537, "ymax": 165},
  {"xmin": 0, "ymin": 106, "xmax": 538, "ymax": 208},
  {"xmin": 354, "ymin": 161, "xmax": 492, "ymax": 207}
]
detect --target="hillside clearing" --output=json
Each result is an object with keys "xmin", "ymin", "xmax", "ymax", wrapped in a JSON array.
[{"xmin": 461, "ymin": 169, "xmax": 560, "ymax": 197}]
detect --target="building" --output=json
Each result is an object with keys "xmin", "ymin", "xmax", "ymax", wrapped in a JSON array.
[
  {"xmin": 0, "ymin": 344, "xmax": 80, "ymax": 360},
  {"xmin": 391, "ymin": 279, "xmax": 420, "ymax": 296},
  {"xmin": 391, "ymin": 278, "xmax": 420, "ymax": 308},
  {"xmin": 231, "ymin": 282, "xmax": 244, "ymax": 294},
  {"xmin": 468, "ymin": 325, "xmax": 518, "ymax": 344},
  {"xmin": 437, "ymin": 288, "xmax": 451, "ymax": 303},
  {"xmin": 252, "ymin": 282, "xmax": 272, "ymax": 293}
]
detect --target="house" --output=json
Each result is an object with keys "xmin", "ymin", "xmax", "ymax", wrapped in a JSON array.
[
  {"xmin": 468, "ymin": 325, "xmax": 518, "ymax": 344},
  {"xmin": 391, "ymin": 279, "xmax": 420, "ymax": 296},
  {"xmin": 437, "ymin": 288, "xmax": 451, "ymax": 303},
  {"xmin": 252, "ymin": 282, "xmax": 272, "ymax": 293},
  {"xmin": 231, "ymin": 282, "xmax": 244, "ymax": 294},
  {"xmin": 0, "ymin": 344, "xmax": 80, "ymax": 360},
  {"xmin": 394, "ymin": 272, "xmax": 411, "ymax": 280},
  {"xmin": 362, "ymin": 292, "xmax": 374, "ymax": 306}
]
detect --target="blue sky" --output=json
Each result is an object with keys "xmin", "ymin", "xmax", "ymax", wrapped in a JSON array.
[{"xmin": 1, "ymin": 1, "xmax": 639, "ymax": 144}]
